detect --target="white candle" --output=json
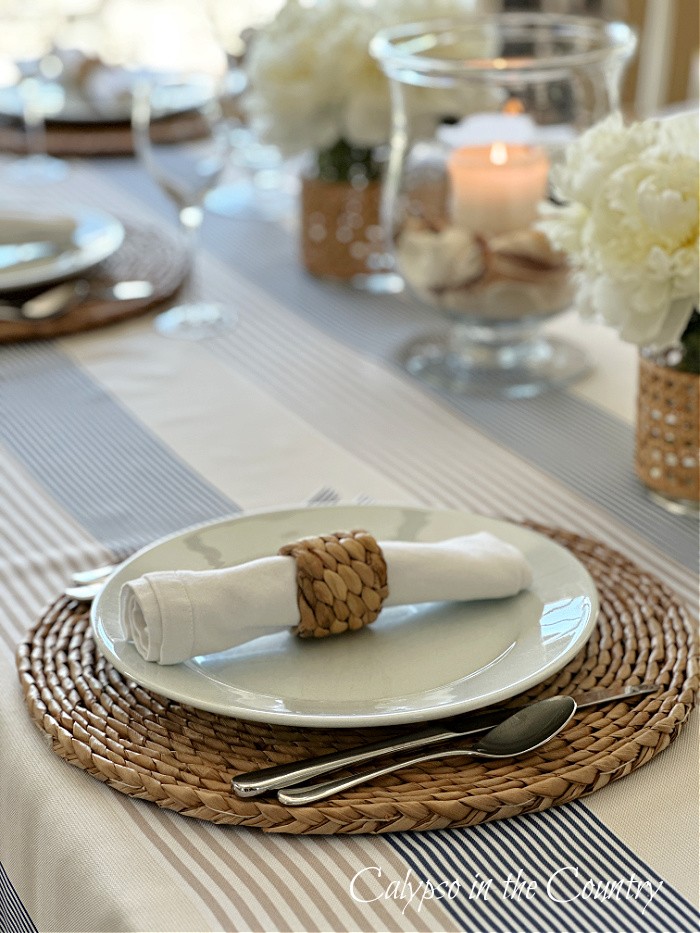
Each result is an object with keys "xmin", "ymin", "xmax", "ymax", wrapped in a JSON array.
[{"xmin": 448, "ymin": 142, "xmax": 550, "ymax": 237}]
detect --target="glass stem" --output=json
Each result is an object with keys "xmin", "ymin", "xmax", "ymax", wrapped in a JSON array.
[
  {"xmin": 178, "ymin": 204, "xmax": 204, "ymax": 303},
  {"xmin": 20, "ymin": 77, "xmax": 47, "ymax": 160}
]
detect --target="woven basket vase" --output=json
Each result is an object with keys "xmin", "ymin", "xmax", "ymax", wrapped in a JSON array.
[
  {"xmin": 635, "ymin": 353, "xmax": 700, "ymax": 505},
  {"xmin": 300, "ymin": 174, "xmax": 385, "ymax": 281}
]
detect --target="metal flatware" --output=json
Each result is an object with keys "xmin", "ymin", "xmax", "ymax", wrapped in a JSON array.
[
  {"xmin": 0, "ymin": 279, "xmax": 153, "ymax": 322},
  {"xmin": 64, "ymin": 581, "xmax": 105, "ymax": 601},
  {"xmin": 71, "ymin": 564, "xmax": 117, "ymax": 585},
  {"xmin": 277, "ymin": 696, "xmax": 577, "ymax": 806},
  {"xmin": 65, "ymin": 562, "xmax": 119, "ymax": 600},
  {"xmin": 231, "ymin": 683, "xmax": 658, "ymax": 798}
]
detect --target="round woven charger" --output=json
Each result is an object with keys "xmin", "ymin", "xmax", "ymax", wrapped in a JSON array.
[
  {"xmin": 0, "ymin": 110, "xmax": 206, "ymax": 157},
  {"xmin": 16, "ymin": 526, "xmax": 698, "ymax": 835},
  {"xmin": 0, "ymin": 224, "xmax": 186, "ymax": 344}
]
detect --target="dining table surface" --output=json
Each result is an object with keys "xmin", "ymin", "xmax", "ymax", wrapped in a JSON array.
[{"xmin": 0, "ymin": 144, "xmax": 698, "ymax": 933}]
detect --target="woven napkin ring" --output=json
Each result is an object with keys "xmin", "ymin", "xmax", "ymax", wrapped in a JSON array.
[{"xmin": 278, "ymin": 530, "xmax": 389, "ymax": 638}]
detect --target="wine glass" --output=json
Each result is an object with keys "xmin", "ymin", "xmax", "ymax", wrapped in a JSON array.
[
  {"xmin": 203, "ymin": 67, "xmax": 297, "ymax": 223},
  {"xmin": 203, "ymin": 0, "xmax": 296, "ymax": 222},
  {"xmin": 0, "ymin": 0, "xmax": 68, "ymax": 184},
  {"xmin": 132, "ymin": 74, "xmax": 235, "ymax": 338}
]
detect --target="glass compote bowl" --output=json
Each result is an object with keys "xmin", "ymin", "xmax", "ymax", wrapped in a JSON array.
[{"xmin": 372, "ymin": 14, "xmax": 636, "ymax": 398}]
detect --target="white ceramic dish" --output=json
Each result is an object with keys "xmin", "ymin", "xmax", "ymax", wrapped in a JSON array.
[
  {"xmin": 0, "ymin": 81, "xmax": 126, "ymax": 124},
  {"xmin": 91, "ymin": 506, "xmax": 599, "ymax": 728},
  {"xmin": 48, "ymin": 87, "xmax": 133, "ymax": 123},
  {"xmin": 0, "ymin": 208, "xmax": 124, "ymax": 292},
  {"xmin": 0, "ymin": 73, "xmax": 208, "ymax": 124}
]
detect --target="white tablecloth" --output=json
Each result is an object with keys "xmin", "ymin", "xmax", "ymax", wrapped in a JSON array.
[{"xmin": 0, "ymin": 157, "xmax": 697, "ymax": 933}]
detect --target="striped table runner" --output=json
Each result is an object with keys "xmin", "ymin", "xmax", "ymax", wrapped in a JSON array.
[
  {"xmin": 0, "ymin": 158, "xmax": 697, "ymax": 933},
  {"xmin": 0, "ymin": 863, "xmax": 37, "ymax": 933}
]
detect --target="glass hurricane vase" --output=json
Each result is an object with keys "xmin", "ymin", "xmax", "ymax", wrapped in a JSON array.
[{"xmin": 372, "ymin": 13, "xmax": 636, "ymax": 398}]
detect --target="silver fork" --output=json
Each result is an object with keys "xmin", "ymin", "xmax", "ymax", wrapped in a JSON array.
[
  {"xmin": 71, "ymin": 564, "xmax": 117, "ymax": 585},
  {"xmin": 0, "ymin": 280, "xmax": 153, "ymax": 323},
  {"xmin": 63, "ymin": 562, "xmax": 118, "ymax": 601},
  {"xmin": 63, "ymin": 489, "xmax": 351, "ymax": 601},
  {"xmin": 307, "ymin": 486, "xmax": 341, "ymax": 505}
]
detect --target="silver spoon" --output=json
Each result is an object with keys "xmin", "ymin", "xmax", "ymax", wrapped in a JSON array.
[
  {"xmin": 277, "ymin": 695, "xmax": 576, "ymax": 806},
  {"xmin": 232, "ymin": 684, "xmax": 655, "ymax": 798},
  {"xmin": 0, "ymin": 279, "xmax": 153, "ymax": 322}
]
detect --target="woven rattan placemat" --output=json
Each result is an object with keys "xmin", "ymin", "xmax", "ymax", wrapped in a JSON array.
[
  {"xmin": 16, "ymin": 526, "xmax": 697, "ymax": 834},
  {"xmin": 0, "ymin": 224, "xmax": 186, "ymax": 343},
  {"xmin": 0, "ymin": 109, "xmax": 206, "ymax": 157}
]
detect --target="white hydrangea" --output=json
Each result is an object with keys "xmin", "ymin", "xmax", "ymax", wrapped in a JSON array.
[
  {"xmin": 539, "ymin": 112, "xmax": 699, "ymax": 348},
  {"xmin": 244, "ymin": 0, "xmax": 490, "ymax": 155}
]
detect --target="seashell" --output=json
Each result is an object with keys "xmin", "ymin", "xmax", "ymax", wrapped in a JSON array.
[
  {"xmin": 397, "ymin": 226, "xmax": 485, "ymax": 291},
  {"xmin": 437, "ymin": 272, "xmax": 574, "ymax": 319},
  {"xmin": 488, "ymin": 229, "xmax": 567, "ymax": 269}
]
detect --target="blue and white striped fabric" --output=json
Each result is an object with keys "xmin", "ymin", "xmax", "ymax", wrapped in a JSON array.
[
  {"xmin": 0, "ymin": 863, "xmax": 37, "ymax": 933},
  {"xmin": 0, "ymin": 157, "xmax": 697, "ymax": 933},
  {"xmin": 389, "ymin": 805, "xmax": 698, "ymax": 933}
]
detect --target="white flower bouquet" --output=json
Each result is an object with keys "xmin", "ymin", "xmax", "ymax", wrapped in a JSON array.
[
  {"xmin": 539, "ymin": 111, "xmax": 699, "ymax": 370},
  {"xmin": 244, "ymin": 0, "xmax": 488, "ymax": 181}
]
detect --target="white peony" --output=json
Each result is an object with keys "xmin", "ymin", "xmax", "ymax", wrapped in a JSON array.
[
  {"xmin": 244, "ymin": 0, "xmax": 491, "ymax": 156},
  {"xmin": 539, "ymin": 112, "xmax": 699, "ymax": 348},
  {"xmin": 548, "ymin": 112, "xmax": 656, "ymax": 208}
]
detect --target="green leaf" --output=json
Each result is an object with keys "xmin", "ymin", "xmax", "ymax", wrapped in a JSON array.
[
  {"xmin": 675, "ymin": 309, "xmax": 700, "ymax": 375},
  {"xmin": 314, "ymin": 139, "xmax": 381, "ymax": 184}
]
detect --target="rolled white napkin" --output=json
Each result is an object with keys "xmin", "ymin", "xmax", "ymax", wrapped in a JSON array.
[{"xmin": 120, "ymin": 532, "xmax": 533, "ymax": 665}]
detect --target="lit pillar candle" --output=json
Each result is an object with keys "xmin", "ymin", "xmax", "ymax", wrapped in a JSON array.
[{"xmin": 448, "ymin": 142, "xmax": 550, "ymax": 236}]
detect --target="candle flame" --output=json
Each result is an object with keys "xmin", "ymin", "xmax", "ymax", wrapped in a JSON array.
[{"xmin": 489, "ymin": 142, "xmax": 508, "ymax": 166}]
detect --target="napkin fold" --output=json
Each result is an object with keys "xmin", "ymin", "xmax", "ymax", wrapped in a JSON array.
[
  {"xmin": 121, "ymin": 532, "xmax": 533, "ymax": 664},
  {"xmin": 52, "ymin": 49, "xmax": 133, "ymax": 115}
]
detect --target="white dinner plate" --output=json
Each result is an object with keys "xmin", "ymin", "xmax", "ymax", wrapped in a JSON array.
[
  {"xmin": 91, "ymin": 506, "xmax": 599, "ymax": 728},
  {"xmin": 0, "ymin": 81, "xmax": 129, "ymax": 124},
  {"xmin": 0, "ymin": 208, "xmax": 124, "ymax": 293},
  {"xmin": 0, "ymin": 72, "xmax": 211, "ymax": 124}
]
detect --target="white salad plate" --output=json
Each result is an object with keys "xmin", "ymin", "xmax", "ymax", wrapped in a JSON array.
[
  {"xmin": 0, "ymin": 208, "xmax": 124, "ymax": 292},
  {"xmin": 46, "ymin": 86, "xmax": 133, "ymax": 123},
  {"xmin": 0, "ymin": 71, "xmax": 211, "ymax": 124},
  {"xmin": 0, "ymin": 81, "xmax": 128, "ymax": 124},
  {"xmin": 91, "ymin": 505, "xmax": 599, "ymax": 728}
]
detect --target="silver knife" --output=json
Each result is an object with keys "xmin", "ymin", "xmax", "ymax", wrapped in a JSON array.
[{"xmin": 231, "ymin": 683, "xmax": 658, "ymax": 797}]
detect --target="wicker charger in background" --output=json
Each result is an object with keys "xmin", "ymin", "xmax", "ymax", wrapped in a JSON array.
[
  {"xmin": 16, "ymin": 526, "xmax": 698, "ymax": 835},
  {"xmin": 0, "ymin": 109, "xmax": 207, "ymax": 158},
  {"xmin": 0, "ymin": 224, "xmax": 186, "ymax": 344}
]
